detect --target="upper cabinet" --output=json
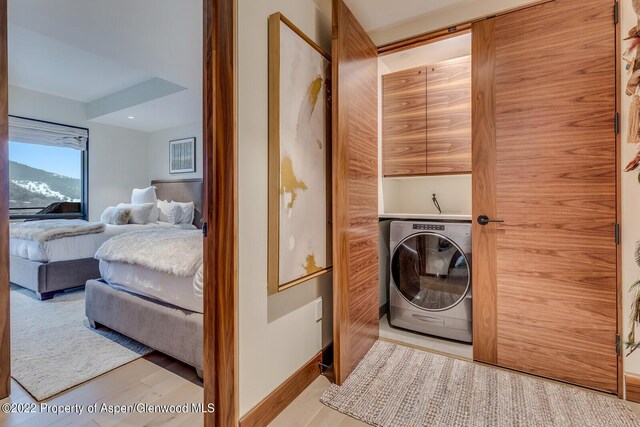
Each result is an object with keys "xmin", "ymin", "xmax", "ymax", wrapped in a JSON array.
[
  {"xmin": 382, "ymin": 56, "xmax": 471, "ymax": 177},
  {"xmin": 382, "ymin": 67, "xmax": 427, "ymax": 176},
  {"xmin": 426, "ymin": 56, "xmax": 472, "ymax": 174}
]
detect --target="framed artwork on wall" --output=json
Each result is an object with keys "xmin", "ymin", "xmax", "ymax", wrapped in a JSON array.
[
  {"xmin": 267, "ymin": 12, "xmax": 332, "ymax": 294},
  {"xmin": 169, "ymin": 137, "xmax": 196, "ymax": 174}
]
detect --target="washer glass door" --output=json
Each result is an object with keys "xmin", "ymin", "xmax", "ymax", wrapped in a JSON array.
[{"xmin": 391, "ymin": 232, "xmax": 470, "ymax": 311}]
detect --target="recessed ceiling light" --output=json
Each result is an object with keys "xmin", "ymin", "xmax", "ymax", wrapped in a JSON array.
[{"xmin": 128, "ymin": 116, "xmax": 135, "ymax": 119}]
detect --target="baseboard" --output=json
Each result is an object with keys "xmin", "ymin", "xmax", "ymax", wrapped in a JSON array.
[
  {"xmin": 239, "ymin": 349, "xmax": 326, "ymax": 427},
  {"xmin": 626, "ymin": 374, "xmax": 640, "ymax": 403}
]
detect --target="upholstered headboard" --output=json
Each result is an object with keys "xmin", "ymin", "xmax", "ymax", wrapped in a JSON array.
[{"xmin": 152, "ymin": 179, "xmax": 203, "ymax": 229}]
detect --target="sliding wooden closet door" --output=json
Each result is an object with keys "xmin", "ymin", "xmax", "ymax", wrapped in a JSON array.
[
  {"xmin": 0, "ymin": 0, "xmax": 10, "ymax": 400},
  {"xmin": 332, "ymin": 0, "xmax": 379, "ymax": 385},
  {"xmin": 472, "ymin": 0, "xmax": 618, "ymax": 393}
]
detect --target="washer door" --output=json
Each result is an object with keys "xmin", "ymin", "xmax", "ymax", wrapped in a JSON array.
[{"xmin": 391, "ymin": 232, "xmax": 470, "ymax": 311}]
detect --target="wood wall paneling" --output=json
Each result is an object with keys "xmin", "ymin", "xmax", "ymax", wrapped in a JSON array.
[
  {"xmin": 332, "ymin": 0, "xmax": 380, "ymax": 385},
  {"xmin": 0, "ymin": 0, "xmax": 9, "ymax": 400},
  {"xmin": 382, "ymin": 67, "xmax": 427, "ymax": 177},
  {"xmin": 473, "ymin": 0, "xmax": 618, "ymax": 393},
  {"xmin": 426, "ymin": 55, "xmax": 472, "ymax": 174},
  {"xmin": 626, "ymin": 375, "xmax": 640, "ymax": 403},
  {"xmin": 239, "ymin": 352, "xmax": 323, "ymax": 427},
  {"xmin": 471, "ymin": 18, "xmax": 498, "ymax": 365},
  {"xmin": 203, "ymin": 0, "xmax": 238, "ymax": 424}
]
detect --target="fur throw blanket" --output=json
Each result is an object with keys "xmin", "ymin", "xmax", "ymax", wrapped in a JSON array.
[
  {"xmin": 95, "ymin": 229, "xmax": 202, "ymax": 277},
  {"xmin": 10, "ymin": 220, "xmax": 106, "ymax": 243}
]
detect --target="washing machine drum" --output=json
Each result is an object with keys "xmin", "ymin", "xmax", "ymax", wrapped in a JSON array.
[{"xmin": 391, "ymin": 232, "xmax": 470, "ymax": 311}]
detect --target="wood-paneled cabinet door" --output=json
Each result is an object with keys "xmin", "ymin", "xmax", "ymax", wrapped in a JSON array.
[
  {"xmin": 472, "ymin": 0, "xmax": 618, "ymax": 394},
  {"xmin": 382, "ymin": 67, "xmax": 427, "ymax": 177},
  {"xmin": 332, "ymin": 0, "xmax": 379, "ymax": 385},
  {"xmin": 426, "ymin": 55, "xmax": 471, "ymax": 174}
]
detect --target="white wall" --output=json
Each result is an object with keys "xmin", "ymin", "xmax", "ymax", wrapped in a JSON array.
[
  {"xmin": 148, "ymin": 122, "xmax": 203, "ymax": 181},
  {"xmin": 8, "ymin": 85, "xmax": 150, "ymax": 221},
  {"xmin": 621, "ymin": 0, "xmax": 640, "ymax": 379},
  {"xmin": 238, "ymin": 0, "xmax": 333, "ymax": 417},
  {"xmin": 383, "ymin": 176, "xmax": 472, "ymax": 215}
]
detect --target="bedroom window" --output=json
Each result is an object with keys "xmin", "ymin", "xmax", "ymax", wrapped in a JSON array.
[{"xmin": 8, "ymin": 116, "xmax": 89, "ymax": 220}]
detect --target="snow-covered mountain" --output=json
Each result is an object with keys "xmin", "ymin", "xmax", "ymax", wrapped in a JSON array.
[{"xmin": 9, "ymin": 161, "xmax": 81, "ymax": 209}]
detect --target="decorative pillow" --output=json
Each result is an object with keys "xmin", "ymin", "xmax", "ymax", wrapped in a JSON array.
[
  {"xmin": 117, "ymin": 203, "xmax": 155, "ymax": 225},
  {"xmin": 172, "ymin": 201, "xmax": 195, "ymax": 225},
  {"xmin": 131, "ymin": 186, "xmax": 159, "ymax": 222},
  {"xmin": 157, "ymin": 199, "xmax": 183, "ymax": 224},
  {"xmin": 100, "ymin": 207, "xmax": 132, "ymax": 225}
]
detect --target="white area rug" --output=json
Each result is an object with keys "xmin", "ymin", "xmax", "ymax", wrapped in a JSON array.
[
  {"xmin": 11, "ymin": 286, "xmax": 152, "ymax": 401},
  {"xmin": 321, "ymin": 341, "xmax": 640, "ymax": 427}
]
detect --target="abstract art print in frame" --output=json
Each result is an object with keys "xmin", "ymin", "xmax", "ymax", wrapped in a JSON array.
[
  {"xmin": 267, "ymin": 12, "xmax": 332, "ymax": 294},
  {"xmin": 169, "ymin": 137, "xmax": 196, "ymax": 174}
]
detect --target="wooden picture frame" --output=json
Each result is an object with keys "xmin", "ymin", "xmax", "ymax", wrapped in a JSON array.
[
  {"xmin": 267, "ymin": 12, "xmax": 332, "ymax": 294},
  {"xmin": 169, "ymin": 137, "xmax": 196, "ymax": 174}
]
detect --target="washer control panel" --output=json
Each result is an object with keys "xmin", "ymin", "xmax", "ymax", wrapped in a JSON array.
[{"xmin": 413, "ymin": 224, "xmax": 445, "ymax": 231}]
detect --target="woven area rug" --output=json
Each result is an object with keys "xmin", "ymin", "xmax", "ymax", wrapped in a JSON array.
[
  {"xmin": 11, "ymin": 286, "xmax": 152, "ymax": 401},
  {"xmin": 321, "ymin": 341, "xmax": 640, "ymax": 427}
]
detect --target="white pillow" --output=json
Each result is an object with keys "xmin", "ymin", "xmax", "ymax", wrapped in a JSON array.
[
  {"xmin": 100, "ymin": 207, "xmax": 132, "ymax": 225},
  {"xmin": 157, "ymin": 199, "xmax": 183, "ymax": 224},
  {"xmin": 117, "ymin": 203, "xmax": 155, "ymax": 224},
  {"xmin": 131, "ymin": 186, "xmax": 159, "ymax": 222},
  {"xmin": 173, "ymin": 201, "xmax": 195, "ymax": 225}
]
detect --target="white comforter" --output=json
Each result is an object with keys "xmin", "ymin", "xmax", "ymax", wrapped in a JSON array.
[
  {"xmin": 96, "ymin": 229, "xmax": 204, "ymax": 313},
  {"xmin": 10, "ymin": 222, "xmax": 196, "ymax": 263},
  {"xmin": 95, "ymin": 229, "xmax": 202, "ymax": 277}
]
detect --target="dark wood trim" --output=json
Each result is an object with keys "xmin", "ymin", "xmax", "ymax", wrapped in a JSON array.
[
  {"xmin": 377, "ymin": 0, "xmax": 554, "ymax": 57},
  {"xmin": 626, "ymin": 374, "xmax": 640, "ymax": 403},
  {"xmin": 615, "ymin": 0, "xmax": 623, "ymax": 399},
  {"xmin": 378, "ymin": 26, "xmax": 471, "ymax": 56},
  {"xmin": 239, "ymin": 351, "xmax": 323, "ymax": 427},
  {"xmin": 383, "ymin": 172, "xmax": 472, "ymax": 179},
  {"xmin": 0, "ymin": 0, "xmax": 8, "ymax": 401},
  {"xmin": 471, "ymin": 17, "xmax": 498, "ymax": 365},
  {"xmin": 203, "ymin": 0, "xmax": 238, "ymax": 425}
]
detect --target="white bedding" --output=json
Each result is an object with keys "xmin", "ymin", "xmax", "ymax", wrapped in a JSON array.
[
  {"xmin": 10, "ymin": 222, "xmax": 196, "ymax": 263},
  {"xmin": 99, "ymin": 260, "xmax": 203, "ymax": 313}
]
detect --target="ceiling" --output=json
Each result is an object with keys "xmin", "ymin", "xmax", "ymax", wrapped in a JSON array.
[
  {"xmin": 343, "ymin": 0, "xmax": 467, "ymax": 32},
  {"xmin": 7, "ymin": 0, "xmax": 202, "ymax": 132}
]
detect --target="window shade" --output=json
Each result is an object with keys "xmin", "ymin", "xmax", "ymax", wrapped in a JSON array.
[{"xmin": 8, "ymin": 116, "xmax": 88, "ymax": 151}]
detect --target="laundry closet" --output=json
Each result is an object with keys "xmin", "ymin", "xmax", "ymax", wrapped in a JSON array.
[
  {"xmin": 377, "ymin": 32, "xmax": 474, "ymax": 358},
  {"xmin": 332, "ymin": 0, "xmax": 620, "ymax": 397}
]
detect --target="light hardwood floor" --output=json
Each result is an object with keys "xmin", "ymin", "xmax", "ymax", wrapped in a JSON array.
[{"xmin": 0, "ymin": 352, "xmax": 204, "ymax": 426}]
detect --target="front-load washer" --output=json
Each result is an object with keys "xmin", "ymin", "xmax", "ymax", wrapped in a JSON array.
[{"xmin": 389, "ymin": 220, "xmax": 472, "ymax": 343}]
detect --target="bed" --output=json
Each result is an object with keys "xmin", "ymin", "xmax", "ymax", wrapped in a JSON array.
[
  {"xmin": 10, "ymin": 179, "xmax": 203, "ymax": 300},
  {"xmin": 86, "ymin": 227, "xmax": 204, "ymax": 378}
]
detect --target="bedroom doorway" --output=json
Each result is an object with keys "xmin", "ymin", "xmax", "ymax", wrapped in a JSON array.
[{"xmin": 0, "ymin": 0, "xmax": 237, "ymax": 425}]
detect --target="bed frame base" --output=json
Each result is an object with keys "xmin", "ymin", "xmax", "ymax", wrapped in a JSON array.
[
  {"xmin": 10, "ymin": 255, "xmax": 100, "ymax": 299},
  {"xmin": 85, "ymin": 279, "xmax": 203, "ymax": 377}
]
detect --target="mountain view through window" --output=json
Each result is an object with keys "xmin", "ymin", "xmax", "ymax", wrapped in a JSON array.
[{"xmin": 9, "ymin": 141, "xmax": 82, "ymax": 215}]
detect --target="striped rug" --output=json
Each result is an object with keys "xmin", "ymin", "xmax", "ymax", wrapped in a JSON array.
[{"xmin": 321, "ymin": 341, "xmax": 640, "ymax": 426}]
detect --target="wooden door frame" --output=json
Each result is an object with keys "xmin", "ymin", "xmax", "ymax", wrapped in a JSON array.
[
  {"xmin": 0, "ymin": 0, "xmax": 9, "ymax": 401},
  {"xmin": 375, "ymin": 0, "xmax": 623, "ymax": 398},
  {"xmin": 203, "ymin": 0, "xmax": 238, "ymax": 425},
  {"xmin": 0, "ymin": 0, "xmax": 240, "ymax": 421}
]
